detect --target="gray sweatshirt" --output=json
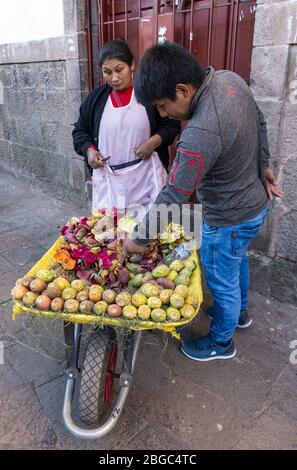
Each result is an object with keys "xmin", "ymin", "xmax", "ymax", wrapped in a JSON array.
[{"xmin": 135, "ymin": 67, "xmax": 269, "ymax": 243}]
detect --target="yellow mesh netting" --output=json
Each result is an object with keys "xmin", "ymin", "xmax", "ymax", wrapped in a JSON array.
[{"xmin": 12, "ymin": 237, "xmax": 203, "ymax": 340}]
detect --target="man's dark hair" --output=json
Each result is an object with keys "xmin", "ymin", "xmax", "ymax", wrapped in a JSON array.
[
  {"xmin": 134, "ymin": 42, "xmax": 205, "ymax": 105},
  {"xmin": 99, "ymin": 38, "xmax": 134, "ymax": 67}
]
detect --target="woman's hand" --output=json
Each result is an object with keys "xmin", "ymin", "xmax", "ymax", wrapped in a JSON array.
[
  {"xmin": 87, "ymin": 148, "xmax": 105, "ymax": 169},
  {"xmin": 120, "ymin": 238, "xmax": 150, "ymax": 265},
  {"xmin": 134, "ymin": 135, "xmax": 162, "ymax": 160},
  {"xmin": 263, "ymin": 168, "xmax": 284, "ymax": 200}
]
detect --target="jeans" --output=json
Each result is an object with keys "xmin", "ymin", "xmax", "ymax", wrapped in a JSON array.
[{"xmin": 201, "ymin": 204, "xmax": 269, "ymax": 343}]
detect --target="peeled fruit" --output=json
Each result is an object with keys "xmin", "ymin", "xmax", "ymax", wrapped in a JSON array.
[
  {"xmin": 147, "ymin": 297, "xmax": 162, "ymax": 309},
  {"xmin": 64, "ymin": 299, "xmax": 79, "ymax": 313},
  {"xmin": 151, "ymin": 308, "xmax": 166, "ymax": 322},
  {"xmin": 62, "ymin": 287, "xmax": 77, "ymax": 300},
  {"xmin": 174, "ymin": 285, "xmax": 189, "ymax": 298},
  {"xmin": 169, "ymin": 260, "xmax": 184, "ymax": 272},
  {"xmin": 167, "ymin": 270, "xmax": 178, "ymax": 281},
  {"xmin": 170, "ymin": 293, "xmax": 185, "ymax": 309},
  {"xmin": 184, "ymin": 259, "xmax": 197, "ymax": 271},
  {"xmin": 180, "ymin": 304, "xmax": 195, "ymax": 319},
  {"xmin": 175, "ymin": 274, "xmax": 191, "ymax": 286},
  {"xmin": 137, "ymin": 305, "xmax": 151, "ymax": 320},
  {"xmin": 185, "ymin": 294, "xmax": 199, "ymax": 307},
  {"xmin": 157, "ymin": 278, "xmax": 174, "ymax": 290},
  {"xmin": 102, "ymin": 289, "xmax": 116, "ymax": 304},
  {"xmin": 76, "ymin": 290, "xmax": 89, "ymax": 302},
  {"xmin": 88, "ymin": 285, "xmax": 103, "ymax": 302},
  {"xmin": 166, "ymin": 307, "xmax": 181, "ymax": 321},
  {"xmin": 115, "ymin": 292, "xmax": 132, "ymax": 307},
  {"xmin": 22, "ymin": 291, "xmax": 38, "ymax": 306},
  {"xmin": 79, "ymin": 300, "xmax": 94, "ymax": 314},
  {"xmin": 51, "ymin": 297, "xmax": 64, "ymax": 312},
  {"xmin": 36, "ymin": 269, "xmax": 56, "ymax": 283},
  {"xmin": 107, "ymin": 304, "xmax": 122, "ymax": 318},
  {"xmin": 11, "ymin": 285, "xmax": 29, "ymax": 300},
  {"xmin": 55, "ymin": 277, "xmax": 70, "ymax": 290},
  {"xmin": 30, "ymin": 278, "xmax": 47, "ymax": 294},
  {"xmin": 45, "ymin": 282, "xmax": 62, "ymax": 299},
  {"xmin": 159, "ymin": 289, "xmax": 173, "ymax": 304},
  {"xmin": 93, "ymin": 301, "xmax": 108, "ymax": 316},
  {"xmin": 71, "ymin": 279, "xmax": 85, "ymax": 292},
  {"xmin": 122, "ymin": 305, "xmax": 138, "ymax": 319},
  {"xmin": 21, "ymin": 275, "xmax": 34, "ymax": 288},
  {"xmin": 152, "ymin": 264, "xmax": 170, "ymax": 279},
  {"xmin": 132, "ymin": 293, "xmax": 147, "ymax": 308},
  {"xmin": 35, "ymin": 294, "xmax": 52, "ymax": 311},
  {"xmin": 141, "ymin": 283, "xmax": 159, "ymax": 298}
]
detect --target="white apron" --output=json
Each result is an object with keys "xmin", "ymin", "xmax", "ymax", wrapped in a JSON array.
[{"xmin": 92, "ymin": 90, "xmax": 166, "ymax": 221}]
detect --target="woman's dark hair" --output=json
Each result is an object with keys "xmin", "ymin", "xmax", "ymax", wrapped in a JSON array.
[
  {"xmin": 99, "ymin": 38, "xmax": 134, "ymax": 67},
  {"xmin": 134, "ymin": 41, "xmax": 205, "ymax": 105}
]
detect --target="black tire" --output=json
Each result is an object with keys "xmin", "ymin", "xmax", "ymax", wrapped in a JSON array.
[{"xmin": 79, "ymin": 327, "xmax": 118, "ymax": 425}]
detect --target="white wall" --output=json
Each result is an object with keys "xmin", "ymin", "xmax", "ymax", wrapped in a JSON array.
[{"xmin": 0, "ymin": 0, "xmax": 64, "ymax": 45}]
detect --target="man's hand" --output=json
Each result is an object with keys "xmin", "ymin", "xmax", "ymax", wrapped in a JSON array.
[
  {"xmin": 87, "ymin": 148, "xmax": 104, "ymax": 169},
  {"xmin": 263, "ymin": 168, "xmax": 284, "ymax": 200},
  {"xmin": 120, "ymin": 238, "xmax": 150, "ymax": 265}
]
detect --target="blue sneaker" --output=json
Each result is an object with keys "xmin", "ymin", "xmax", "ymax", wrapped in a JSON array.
[
  {"xmin": 207, "ymin": 308, "xmax": 253, "ymax": 329},
  {"xmin": 181, "ymin": 334, "xmax": 236, "ymax": 362}
]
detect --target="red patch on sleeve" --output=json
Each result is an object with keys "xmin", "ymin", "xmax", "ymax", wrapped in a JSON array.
[
  {"xmin": 169, "ymin": 149, "xmax": 205, "ymax": 195},
  {"xmin": 227, "ymin": 87, "xmax": 237, "ymax": 97}
]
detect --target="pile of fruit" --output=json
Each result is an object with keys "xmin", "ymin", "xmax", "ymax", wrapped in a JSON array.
[
  {"xmin": 11, "ymin": 259, "xmax": 198, "ymax": 322},
  {"xmin": 11, "ymin": 211, "xmax": 199, "ymax": 323}
]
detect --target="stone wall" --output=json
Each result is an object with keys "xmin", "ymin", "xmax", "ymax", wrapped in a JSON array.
[
  {"xmin": 0, "ymin": 0, "xmax": 90, "ymax": 207},
  {"xmin": 250, "ymin": 0, "xmax": 297, "ymax": 304}
]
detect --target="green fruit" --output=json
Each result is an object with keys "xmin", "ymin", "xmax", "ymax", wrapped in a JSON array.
[
  {"xmin": 151, "ymin": 308, "xmax": 166, "ymax": 322},
  {"xmin": 152, "ymin": 264, "xmax": 170, "ymax": 279},
  {"xmin": 179, "ymin": 268, "xmax": 193, "ymax": 277},
  {"xmin": 126, "ymin": 263, "xmax": 144, "ymax": 274},
  {"xmin": 184, "ymin": 259, "xmax": 197, "ymax": 271},
  {"xmin": 115, "ymin": 292, "xmax": 132, "ymax": 307},
  {"xmin": 71, "ymin": 279, "xmax": 85, "ymax": 292},
  {"xmin": 141, "ymin": 283, "xmax": 159, "ymax": 297},
  {"xmin": 147, "ymin": 297, "xmax": 162, "ymax": 309},
  {"xmin": 180, "ymin": 304, "xmax": 195, "ymax": 319},
  {"xmin": 174, "ymin": 285, "xmax": 189, "ymax": 298},
  {"xmin": 93, "ymin": 301, "xmax": 108, "ymax": 315},
  {"xmin": 22, "ymin": 291, "xmax": 38, "ymax": 307},
  {"xmin": 185, "ymin": 293, "xmax": 199, "ymax": 307},
  {"xmin": 132, "ymin": 293, "xmax": 147, "ymax": 308},
  {"xmin": 55, "ymin": 277, "xmax": 70, "ymax": 290},
  {"xmin": 159, "ymin": 289, "xmax": 173, "ymax": 304},
  {"xmin": 175, "ymin": 275, "xmax": 191, "ymax": 286},
  {"xmin": 166, "ymin": 307, "xmax": 181, "ymax": 321},
  {"xmin": 169, "ymin": 260, "xmax": 185, "ymax": 272},
  {"xmin": 62, "ymin": 287, "xmax": 77, "ymax": 300},
  {"xmin": 122, "ymin": 305, "xmax": 138, "ymax": 319},
  {"xmin": 142, "ymin": 272, "xmax": 154, "ymax": 283},
  {"xmin": 36, "ymin": 269, "xmax": 56, "ymax": 283},
  {"xmin": 128, "ymin": 274, "xmax": 144, "ymax": 287},
  {"xmin": 167, "ymin": 270, "xmax": 178, "ymax": 281},
  {"xmin": 170, "ymin": 293, "xmax": 185, "ymax": 309},
  {"xmin": 137, "ymin": 305, "xmax": 151, "ymax": 320}
]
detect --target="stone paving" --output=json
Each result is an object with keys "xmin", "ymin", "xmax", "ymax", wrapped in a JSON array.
[{"xmin": 1, "ymin": 170, "xmax": 297, "ymax": 450}]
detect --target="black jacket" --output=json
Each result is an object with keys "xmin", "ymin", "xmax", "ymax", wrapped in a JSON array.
[{"xmin": 72, "ymin": 84, "xmax": 181, "ymax": 169}]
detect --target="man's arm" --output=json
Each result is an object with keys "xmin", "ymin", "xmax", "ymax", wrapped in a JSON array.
[{"xmin": 133, "ymin": 127, "xmax": 222, "ymax": 245}]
